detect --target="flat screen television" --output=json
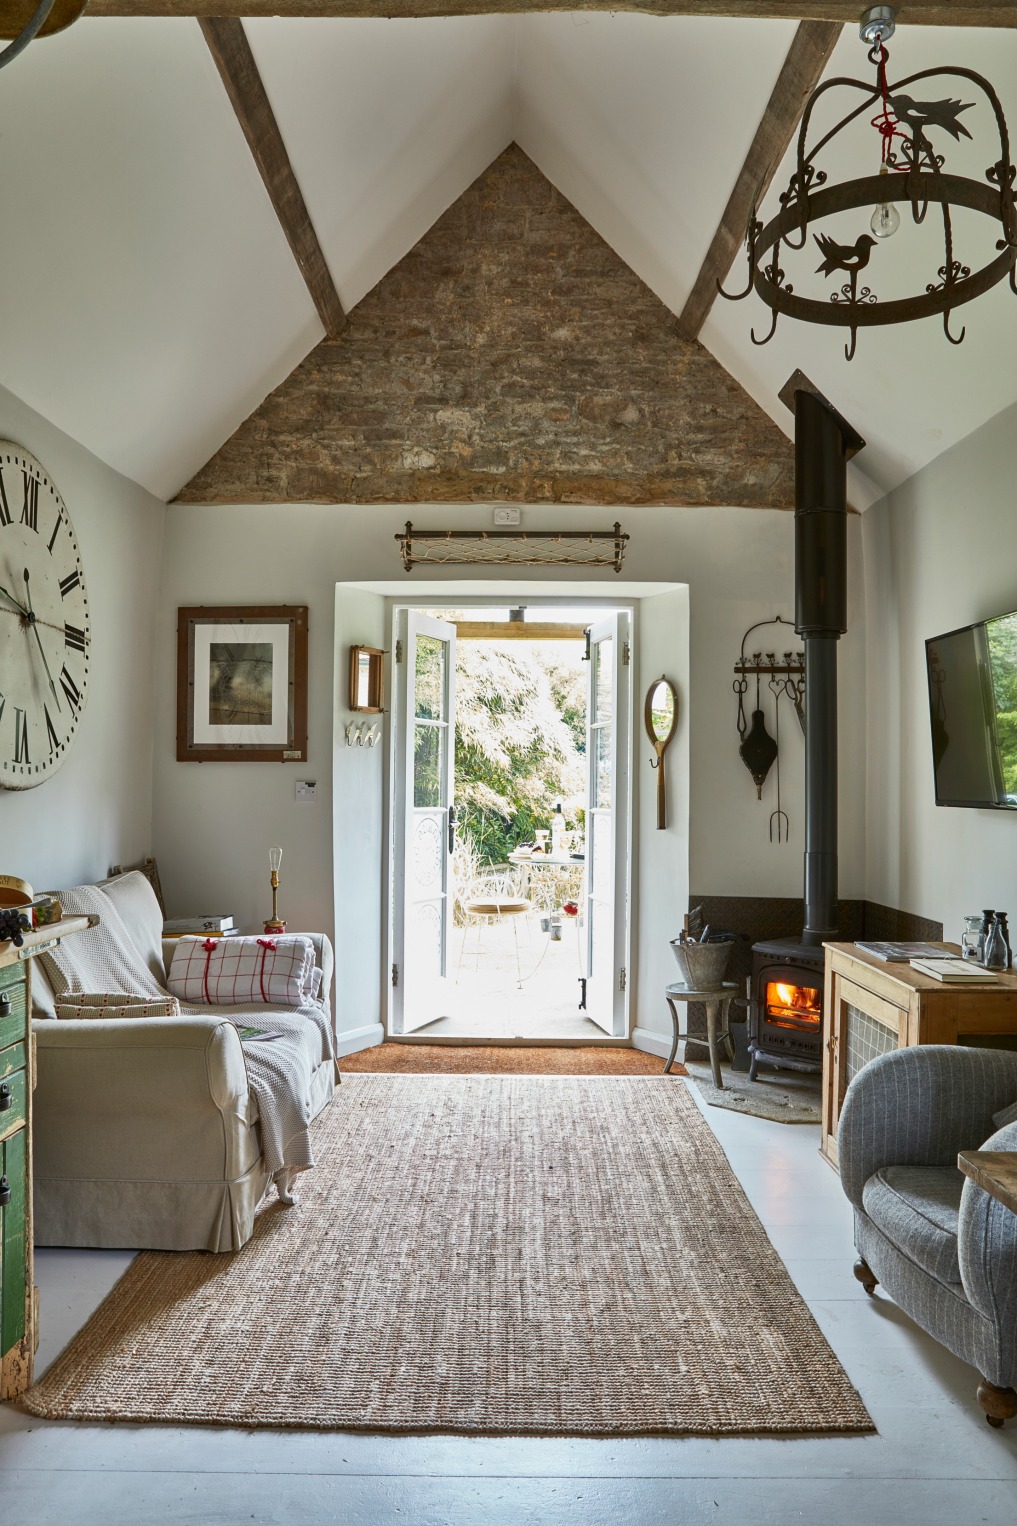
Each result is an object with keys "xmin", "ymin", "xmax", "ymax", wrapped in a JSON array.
[{"xmin": 926, "ymin": 608, "xmax": 1017, "ymax": 809}]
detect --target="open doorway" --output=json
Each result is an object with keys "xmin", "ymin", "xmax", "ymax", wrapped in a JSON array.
[{"xmin": 389, "ymin": 602, "xmax": 631, "ymax": 1042}]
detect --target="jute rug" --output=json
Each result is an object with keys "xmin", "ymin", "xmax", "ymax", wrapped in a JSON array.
[
  {"xmin": 23, "ymin": 1076, "xmax": 872, "ymax": 1436},
  {"xmin": 341, "ymin": 1043, "xmax": 683, "ymax": 1076}
]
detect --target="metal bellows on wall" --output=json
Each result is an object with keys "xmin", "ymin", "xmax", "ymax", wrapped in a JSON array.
[{"xmin": 395, "ymin": 522, "xmax": 629, "ymax": 574}]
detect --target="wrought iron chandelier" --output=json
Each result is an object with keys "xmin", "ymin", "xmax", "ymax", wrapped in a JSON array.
[
  {"xmin": 0, "ymin": 0, "xmax": 84, "ymax": 75},
  {"xmin": 721, "ymin": 5, "xmax": 1017, "ymax": 359}
]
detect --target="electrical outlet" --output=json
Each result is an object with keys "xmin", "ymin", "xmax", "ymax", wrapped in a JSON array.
[
  {"xmin": 295, "ymin": 780, "xmax": 317, "ymax": 802},
  {"xmin": 493, "ymin": 506, "xmax": 521, "ymax": 527}
]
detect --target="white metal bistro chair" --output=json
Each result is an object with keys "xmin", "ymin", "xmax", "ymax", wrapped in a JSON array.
[{"xmin": 455, "ymin": 868, "xmax": 533, "ymax": 988}]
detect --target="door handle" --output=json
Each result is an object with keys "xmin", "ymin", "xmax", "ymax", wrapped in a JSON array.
[
  {"xmin": 0, "ymin": 1082, "xmax": 12, "ymax": 1111},
  {"xmin": 448, "ymin": 805, "xmax": 456, "ymax": 855}
]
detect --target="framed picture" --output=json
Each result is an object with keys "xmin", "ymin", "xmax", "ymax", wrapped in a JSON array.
[{"xmin": 177, "ymin": 606, "xmax": 308, "ymax": 763}]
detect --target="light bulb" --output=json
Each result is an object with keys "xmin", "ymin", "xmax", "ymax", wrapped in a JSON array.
[
  {"xmin": 870, "ymin": 200, "xmax": 900, "ymax": 238},
  {"xmin": 269, "ymin": 845, "xmax": 283, "ymax": 873},
  {"xmin": 870, "ymin": 167, "xmax": 900, "ymax": 239}
]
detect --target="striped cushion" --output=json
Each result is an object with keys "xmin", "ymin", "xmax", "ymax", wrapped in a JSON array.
[
  {"xmin": 167, "ymin": 935, "xmax": 315, "ymax": 1007},
  {"xmin": 56, "ymin": 994, "xmax": 181, "ymax": 1020},
  {"xmin": 991, "ymin": 1098, "xmax": 1017, "ymax": 1132}
]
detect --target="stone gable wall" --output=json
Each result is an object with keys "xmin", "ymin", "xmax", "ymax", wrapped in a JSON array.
[{"xmin": 178, "ymin": 145, "xmax": 794, "ymax": 507}]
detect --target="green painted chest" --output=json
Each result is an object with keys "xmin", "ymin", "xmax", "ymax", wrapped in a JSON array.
[{"xmin": 0, "ymin": 958, "xmax": 30, "ymax": 1400}]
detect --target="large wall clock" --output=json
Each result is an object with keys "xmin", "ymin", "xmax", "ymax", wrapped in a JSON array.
[{"xmin": 0, "ymin": 442, "xmax": 90, "ymax": 790}]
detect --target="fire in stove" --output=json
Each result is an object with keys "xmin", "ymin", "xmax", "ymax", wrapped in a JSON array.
[{"xmin": 765, "ymin": 980, "xmax": 822, "ymax": 1030}]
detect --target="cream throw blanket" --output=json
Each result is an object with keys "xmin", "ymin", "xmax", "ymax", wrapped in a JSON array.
[{"xmin": 40, "ymin": 885, "xmax": 335, "ymax": 1181}]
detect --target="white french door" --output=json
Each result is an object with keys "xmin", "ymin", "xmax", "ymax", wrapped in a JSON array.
[
  {"xmin": 583, "ymin": 611, "xmax": 630, "ymax": 1036},
  {"xmin": 392, "ymin": 611, "xmax": 457, "ymax": 1034}
]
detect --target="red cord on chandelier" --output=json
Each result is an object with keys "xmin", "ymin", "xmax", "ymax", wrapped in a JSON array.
[{"xmin": 869, "ymin": 44, "xmax": 910, "ymax": 168}]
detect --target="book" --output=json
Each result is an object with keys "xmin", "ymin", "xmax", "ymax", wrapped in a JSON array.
[
  {"xmin": 854, "ymin": 941, "xmax": 949, "ymax": 962},
  {"xmin": 163, "ymin": 915, "xmax": 235, "ymax": 933},
  {"xmin": 161, "ymin": 921, "xmax": 242, "ymax": 933},
  {"xmin": 909, "ymin": 958, "xmax": 999, "ymax": 983},
  {"xmin": 234, "ymin": 1025, "xmax": 283, "ymax": 1042}
]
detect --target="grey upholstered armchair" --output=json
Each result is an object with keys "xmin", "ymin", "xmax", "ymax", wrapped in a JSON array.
[{"xmin": 838, "ymin": 1044, "xmax": 1017, "ymax": 1427}]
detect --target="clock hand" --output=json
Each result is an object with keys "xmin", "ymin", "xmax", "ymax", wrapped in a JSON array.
[
  {"xmin": 23, "ymin": 568, "xmax": 61, "ymax": 711},
  {"xmin": 0, "ymin": 583, "xmax": 28, "ymax": 616}
]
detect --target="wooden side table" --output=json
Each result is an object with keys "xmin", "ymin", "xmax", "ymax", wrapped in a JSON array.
[
  {"xmin": 822, "ymin": 943, "xmax": 1017, "ymax": 1170},
  {"xmin": 958, "ymin": 1150, "xmax": 1017, "ymax": 1217},
  {"xmin": 664, "ymin": 982, "xmax": 738, "ymax": 1089}
]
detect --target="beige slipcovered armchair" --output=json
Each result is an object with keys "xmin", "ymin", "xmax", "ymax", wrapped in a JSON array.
[{"xmin": 31, "ymin": 871, "xmax": 336, "ymax": 1253}]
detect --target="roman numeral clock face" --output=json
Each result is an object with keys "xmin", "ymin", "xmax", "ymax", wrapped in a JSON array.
[{"xmin": 0, "ymin": 443, "xmax": 90, "ymax": 790}]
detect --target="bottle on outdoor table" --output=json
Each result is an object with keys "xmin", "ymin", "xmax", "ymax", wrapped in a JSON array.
[{"xmin": 551, "ymin": 802, "xmax": 566, "ymax": 858}]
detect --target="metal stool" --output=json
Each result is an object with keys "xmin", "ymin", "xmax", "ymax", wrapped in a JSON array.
[{"xmin": 663, "ymin": 981, "xmax": 738, "ymax": 1089}]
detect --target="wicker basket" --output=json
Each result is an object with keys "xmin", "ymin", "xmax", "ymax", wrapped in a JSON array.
[{"xmin": 669, "ymin": 939, "xmax": 734, "ymax": 990}]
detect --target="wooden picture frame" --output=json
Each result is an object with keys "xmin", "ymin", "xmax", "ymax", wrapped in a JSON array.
[
  {"xmin": 348, "ymin": 645, "xmax": 385, "ymax": 713},
  {"xmin": 177, "ymin": 605, "xmax": 308, "ymax": 763}
]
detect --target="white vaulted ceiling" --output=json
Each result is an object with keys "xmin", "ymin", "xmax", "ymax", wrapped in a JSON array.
[{"xmin": 0, "ymin": 12, "xmax": 1014, "ymax": 503}]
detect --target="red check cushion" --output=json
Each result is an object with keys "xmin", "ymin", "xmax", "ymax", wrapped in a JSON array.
[{"xmin": 167, "ymin": 935, "xmax": 315, "ymax": 1007}]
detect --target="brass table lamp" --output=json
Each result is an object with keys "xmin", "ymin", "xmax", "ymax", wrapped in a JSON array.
[{"xmin": 264, "ymin": 846, "xmax": 286, "ymax": 934}]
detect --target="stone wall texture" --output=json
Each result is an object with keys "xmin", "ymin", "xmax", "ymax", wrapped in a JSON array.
[{"xmin": 178, "ymin": 144, "xmax": 796, "ymax": 508}]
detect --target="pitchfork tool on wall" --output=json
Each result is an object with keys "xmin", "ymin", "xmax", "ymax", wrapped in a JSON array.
[{"xmin": 768, "ymin": 672, "xmax": 789, "ymax": 843}]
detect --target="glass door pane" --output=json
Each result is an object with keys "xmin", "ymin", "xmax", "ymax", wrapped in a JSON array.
[
  {"xmin": 584, "ymin": 612, "xmax": 630, "ymax": 1036},
  {"xmin": 393, "ymin": 611, "xmax": 457, "ymax": 1034}
]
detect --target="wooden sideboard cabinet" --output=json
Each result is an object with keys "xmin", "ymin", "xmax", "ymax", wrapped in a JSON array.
[
  {"xmin": 0, "ymin": 917, "xmax": 92, "ymax": 1400},
  {"xmin": 822, "ymin": 943, "xmax": 1017, "ymax": 1170}
]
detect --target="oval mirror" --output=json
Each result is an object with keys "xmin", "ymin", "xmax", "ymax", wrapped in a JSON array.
[
  {"xmin": 644, "ymin": 675, "xmax": 679, "ymax": 830},
  {"xmin": 647, "ymin": 680, "xmax": 677, "ymax": 745}
]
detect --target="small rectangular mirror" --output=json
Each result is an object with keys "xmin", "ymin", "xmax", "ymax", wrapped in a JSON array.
[{"xmin": 349, "ymin": 645, "xmax": 385, "ymax": 713}]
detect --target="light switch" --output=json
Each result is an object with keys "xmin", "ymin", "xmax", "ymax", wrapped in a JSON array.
[{"xmin": 296, "ymin": 780, "xmax": 317, "ymax": 802}]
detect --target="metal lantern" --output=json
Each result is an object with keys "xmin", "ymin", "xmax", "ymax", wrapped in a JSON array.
[{"xmin": 721, "ymin": 6, "xmax": 1017, "ymax": 359}]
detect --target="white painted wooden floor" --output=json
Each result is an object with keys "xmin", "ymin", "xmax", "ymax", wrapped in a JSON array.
[{"xmin": 3, "ymin": 1080, "xmax": 1016, "ymax": 1524}]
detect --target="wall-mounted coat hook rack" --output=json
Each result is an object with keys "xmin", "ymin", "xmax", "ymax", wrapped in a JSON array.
[{"xmin": 345, "ymin": 721, "xmax": 381, "ymax": 748}]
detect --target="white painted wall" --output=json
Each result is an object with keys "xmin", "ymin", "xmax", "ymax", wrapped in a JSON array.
[
  {"xmin": 332, "ymin": 586, "xmax": 387, "ymax": 1054},
  {"xmin": 863, "ymin": 401, "xmax": 1017, "ymax": 937},
  {"xmin": 685, "ymin": 506, "xmax": 867, "ymax": 902},
  {"xmin": 0, "ymin": 382, "xmax": 164, "ymax": 892},
  {"xmin": 155, "ymin": 503, "xmax": 867, "ymax": 1049},
  {"xmin": 633, "ymin": 586, "xmax": 690, "ymax": 1050}
]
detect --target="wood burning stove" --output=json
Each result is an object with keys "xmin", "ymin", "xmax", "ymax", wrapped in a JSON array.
[
  {"xmin": 745, "ymin": 381, "xmax": 864, "ymax": 1085},
  {"xmin": 748, "ymin": 938, "xmax": 825, "ymax": 1080}
]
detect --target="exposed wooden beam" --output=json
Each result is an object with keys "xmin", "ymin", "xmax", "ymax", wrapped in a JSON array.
[
  {"xmin": 199, "ymin": 16, "xmax": 346, "ymax": 337},
  {"xmin": 83, "ymin": 2, "xmax": 1017, "ymax": 26},
  {"xmin": 676, "ymin": 19, "xmax": 841, "ymax": 341},
  {"xmin": 455, "ymin": 622, "xmax": 589, "ymax": 640}
]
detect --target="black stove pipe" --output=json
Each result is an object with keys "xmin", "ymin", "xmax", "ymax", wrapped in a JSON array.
[{"xmin": 794, "ymin": 390, "xmax": 850, "ymax": 947}]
